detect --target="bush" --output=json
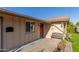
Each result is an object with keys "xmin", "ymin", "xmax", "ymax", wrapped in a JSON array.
[
  {"xmin": 57, "ymin": 40, "xmax": 67, "ymax": 51},
  {"xmin": 65, "ymin": 33, "xmax": 73, "ymax": 42},
  {"xmin": 67, "ymin": 21, "xmax": 76, "ymax": 33}
]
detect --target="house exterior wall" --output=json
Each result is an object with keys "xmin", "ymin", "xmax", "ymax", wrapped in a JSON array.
[
  {"xmin": 44, "ymin": 22, "xmax": 67, "ymax": 38},
  {"xmin": 0, "ymin": 13, "xmax": 41, "ymax": 51},
  {"xmin": 43, "ymin": 24, "xmax": 51, "ymax": 38},
  {"xmin": 76, "ymin": 26, "xmax": 79, "ymax": 32},
  {"xmin": 0, "ymin": 11, "xmax": 68, "ymax": 51},
  {"xmin": 52, "ymin": 22, "xmax": 67, "ymax": 33}
]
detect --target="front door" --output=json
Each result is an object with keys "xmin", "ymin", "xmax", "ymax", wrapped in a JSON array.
[{"xmin": 40, "ymin": 24, "xmax": 44, "ymax": 38}]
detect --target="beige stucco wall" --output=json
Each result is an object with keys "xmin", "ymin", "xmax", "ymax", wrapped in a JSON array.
[
  {"xmin": 0, "ymin": 13, "xmax": 41, "ymax": 51},
  {"xmin": 44, "ymin": 22, "xmax": 67, "ymax": 38}
]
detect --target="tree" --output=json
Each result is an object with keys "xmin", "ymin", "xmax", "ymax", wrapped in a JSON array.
[{"xmin": 67, "ymin": 21, "xmax": 75, "ymax": 33}]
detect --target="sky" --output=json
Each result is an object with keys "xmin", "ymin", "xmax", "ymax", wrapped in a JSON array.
[{"xmin": 2, "ymin": 7, "xmax": 79, "ymax": 24}]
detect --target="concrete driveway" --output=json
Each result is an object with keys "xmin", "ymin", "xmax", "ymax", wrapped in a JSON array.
[{"xmin": 14, "ymin": 38, "xmax": 61, "ymax": 52}]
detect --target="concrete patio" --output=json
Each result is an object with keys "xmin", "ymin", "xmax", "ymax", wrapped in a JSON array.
[{"xmin": 14, "ymin": 38, "xmax": 61, "ymax": 52}]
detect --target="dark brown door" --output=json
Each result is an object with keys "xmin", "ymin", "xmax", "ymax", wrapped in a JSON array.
[{"xmin": 40, "ymin": 24, "xmax": 44, "ymax": 38}]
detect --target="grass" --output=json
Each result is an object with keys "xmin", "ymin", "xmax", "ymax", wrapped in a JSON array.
[{"xmin": 70, "ymin": 33, "xmax": 79, "ymax": 52}]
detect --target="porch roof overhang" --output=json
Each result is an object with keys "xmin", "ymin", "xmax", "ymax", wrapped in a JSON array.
[
  {"xmin": 0, "ymin": 8, "xmax": 69, "ymax": 24},
  {"xmin": 44, "ymin": 16, "xmax": 69, "ymax": 23},
  {"xmin": 0, "ymin": 8, "xmax": 46, "ymax": 23}
]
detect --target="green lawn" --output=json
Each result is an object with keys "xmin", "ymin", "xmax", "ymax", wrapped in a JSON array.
[{"xmin": 70, "ymin": 33, "xmax": 79, "ymax": 52}]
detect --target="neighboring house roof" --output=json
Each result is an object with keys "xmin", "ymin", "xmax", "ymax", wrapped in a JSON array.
[{"xmin": 0, "ymin": 8, "xmax": 69, "ymax": 23}]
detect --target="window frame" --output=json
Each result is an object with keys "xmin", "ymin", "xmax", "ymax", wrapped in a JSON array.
[{"xmin": 26, "ymin": 22, "xmax": 35, "ymax": 32}]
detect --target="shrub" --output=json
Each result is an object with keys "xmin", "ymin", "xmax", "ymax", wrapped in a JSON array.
[
  {"xmin": 67, "ymin": 21, "xmax": 76, "ymax": 33},
  {"xmin": 57, "ymin": 40, "xmax": 67, "ymax": 51}
]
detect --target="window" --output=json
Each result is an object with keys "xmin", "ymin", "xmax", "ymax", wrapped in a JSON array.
[
  {"xmin": 26, "ymin": 22, "xmax": 35, "ymax": 32},
  {"xmin": 6, "ymin": 27, "xmax": 14, "ymax": 32},
  {"xmin": 26, "ymin": 22, "xmax": 30, "ymax": 32},
  {"xmin": 30, "ymin": 23, "xmax": 35, "ymax": 32}
]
